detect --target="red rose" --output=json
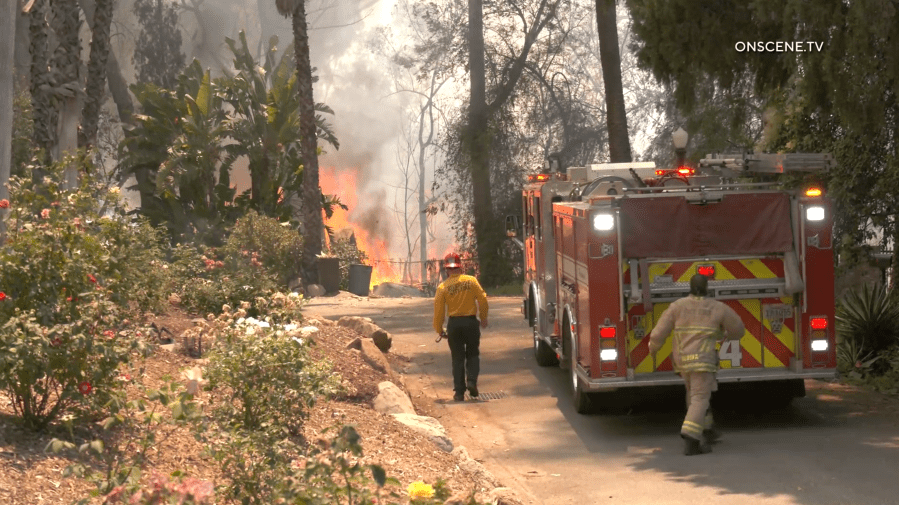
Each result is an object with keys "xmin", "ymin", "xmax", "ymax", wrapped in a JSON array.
[
  {"xmin": 103, "ymin": 330, "xmax": 115, "ymax": 339},
  {"xmin": 0, "ymin": 199, "xmax": 9, "ymax": 209},
  {"xmin": 0, "ymin": 292, "xmax": 6, "ymax": 301},
  {"xmin": 88, "ymin": 274, "xmax": 97, "ymax": 284},
  {"xmin": 78, "ymin": 381, "xmax": 92, "ymax": 395}
]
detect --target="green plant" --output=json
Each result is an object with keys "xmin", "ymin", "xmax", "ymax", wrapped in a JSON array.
[
  {"xmin": 47, "ymin": 380, "xmax": 203, "ymax": 503},
  {"xmin": 330, "ymin": 237, "xmax": 369, "ymax": 291},
  {"xmin": 836, "ymin": 282, "xmax": 899, "ymax": 376},
  {"xmin": 0, "ymin": 303, "xmax": 150, "ymax": 431},
  {"xmin": 223, "ymin": 210, "xmax": 304, "ymax": 287},
  {"xmin": 169, "ymin": 243, "xmax": 278, "ymax": 316},
  {"xmin": 1, "ymin": 156, "xmax": 171, "ymax": 321}
]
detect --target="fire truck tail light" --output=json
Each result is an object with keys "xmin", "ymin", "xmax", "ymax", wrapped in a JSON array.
[
  {"xmin": 805, "ymin": 187, "xmax": 823, "ymax": 197},
  {"xmin": 593, "ymin": 214, "xmax": 615, "ymax": 231},
  {"xmin": 600, "ymin": 349, "xmax": 618, "ymax": 361},
  {"xmin": 697, "ymin": 265, "xmax": 715, "ymax": 277},
  {"xmin": 811, "ymin": 339, "xmax": 828, "ymax": 352},
  {"xmin": 655, "ymin": 169, "xmax": 667, "ymax": 176},
  {"xmin": 806, "ymin": 206, "xmax": 825, "ymax": 221},
  {"xmin": 600, "ymin": 339, "xmax": 616, "ymax": 349},
  {"xmin": 600, "ymin": 326, "xmax": 616, "ymax": 339},
  {"xmin": 810, "ymin": 317, "xmax": 828, "ymax": 330}
]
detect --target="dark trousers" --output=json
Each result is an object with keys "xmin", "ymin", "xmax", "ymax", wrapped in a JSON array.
[{"xmin": 446, "ymin": 316, "xmax": 481, "ymax": 395}]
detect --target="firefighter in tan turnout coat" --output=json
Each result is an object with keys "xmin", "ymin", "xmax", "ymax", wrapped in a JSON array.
[{"xmin": 648, "ymin": 274, "xmax": 745, "ymax": 455}]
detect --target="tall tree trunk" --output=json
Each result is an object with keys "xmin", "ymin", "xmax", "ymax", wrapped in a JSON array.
[
  {"xmin": 29, "ymin": 0, "xmax": 55, "ymax": 162},
  {"xmin": 292, "ymin": 1, "xmax": 323, "ymax": 285},
  {"xmin": 76, "ymin": 0, "xmax": 134, "ymax": 125},
  {"xmin": 50, "ymin": 0, "xmax": 81, "ymax": 187},
  {"xmin": 595, "ymin": 0, "xmax": 631, "ymax": 162},
  {"xmin": 78, "ymin": 0, "xmax": 112, "ymax": 148},
  {"xmin": 468, "ymin": 0, "xmax": 503, "ymax": 286},
  {"xmin": 1, "ymin": 0, "xmax": 15, "ymax": 239}
]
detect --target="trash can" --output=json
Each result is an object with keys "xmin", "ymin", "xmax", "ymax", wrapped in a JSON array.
[
  {"xmin": 347, "ymin": 264, "xmax": 373, "ymax": 296},
  {"xmin": 317, "ymin": 257, "xmax": 340, "ymax": 294}
]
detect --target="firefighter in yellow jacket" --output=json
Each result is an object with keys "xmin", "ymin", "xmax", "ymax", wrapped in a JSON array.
[
  {"xmin": 648, "ymin": 273, "xmax": 745, "ymax": 455},
  {"xmin": 433, "ymin": 253, "xmax": 489, "ymax": 401}
]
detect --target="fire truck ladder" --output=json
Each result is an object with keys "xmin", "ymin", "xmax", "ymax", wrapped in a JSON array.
[{"xmin": 699, "ymin": 153, "xmax": 835, "ymax": 174}]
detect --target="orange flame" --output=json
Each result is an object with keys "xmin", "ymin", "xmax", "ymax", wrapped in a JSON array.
[{"xmin": 319, "ymin": 167, "xmax": 401, "ymax": 287}]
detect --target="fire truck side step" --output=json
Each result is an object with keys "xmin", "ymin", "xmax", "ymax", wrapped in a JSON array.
[{"xmin": 466, "ymin": 391, "xmax": 506, "ymax": 401}]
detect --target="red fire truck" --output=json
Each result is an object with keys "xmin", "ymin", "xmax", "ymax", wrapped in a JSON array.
[{"xmin": 510, "ymin": 153, "xmax": 837, "ymax": 412}]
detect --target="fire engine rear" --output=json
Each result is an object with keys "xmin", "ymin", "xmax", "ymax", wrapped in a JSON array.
[{"xmin": 510, "ymin": 153, "xmax": 836, "ymax": 413}]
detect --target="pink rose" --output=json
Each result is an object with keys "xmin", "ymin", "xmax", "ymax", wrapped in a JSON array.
[
  {"xmin": 0, "ymin": 199, "xmax": 9, "ymax": 209},
  {"xmin": 41, "ymin": 208, "xmax": 50, "ymax": 219}
]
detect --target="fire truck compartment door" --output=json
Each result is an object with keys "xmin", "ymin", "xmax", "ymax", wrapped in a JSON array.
[{"xmin": 619, "ymin": 193, "xmax": 793, "ymax": 258}]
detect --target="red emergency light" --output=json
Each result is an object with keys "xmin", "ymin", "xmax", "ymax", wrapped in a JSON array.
[
  {"xmin": 676, "ymin": 166, "xmax": 694, "ymax": 175},
  {"xmin": 697, "ymin": 265, "xmax": 715, "ymax": 277},
  {"xmin": 810, "ymin": 317, "xmax": 828, "ymax": 330},
  {"xmin": 599, "ymin": 326, "xmax": 616, "ymax": 339},
  {"xmin": 655, "ymin": 169, "xmax": 667, "ymax": 176}
]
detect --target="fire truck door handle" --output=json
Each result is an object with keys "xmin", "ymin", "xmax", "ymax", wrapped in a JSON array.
[
  {"xmin": 639, "ymin": 259, "xmax": 653, "ymax": 312},
  {"xmin": 628, "ymin": 260, "xmax": 642, "ymax": 303}
]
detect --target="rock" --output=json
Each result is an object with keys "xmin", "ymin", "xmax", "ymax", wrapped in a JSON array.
[
  {"xmin": 337, "ymin": 316, "xmax": 381, "ymax": 339},
  {"xmin": 373, "ymin": 381, "xmax": 416, "ymax": 415},
  {"xmin": 371, "ymin": 282, "xmax": 428, "ymax": 298},
  {"xmin": 391, "ymin": 413, "xmax": 453, "ymax": 452},
  {"xmin": 371, "ymin": 329, "xmax": 392, "ymax": 352},
  {"xmin": 306, "ymin": 284, "xmax": 327, "ymax": 297},
  {"xmin": 452, "ymin": 446, "xmax": 500, "ymax": 487},
  {"xmin": 288, "ymin": 277, "xmax": 303, "ymax": 292},
  {"xmin": 360, "ymin": 338, "xmax": 393, "ymax": 376},
  {"xmin": 346, "ymin": 337, "xmax": 363, "ymax": 350},
  {"xmin": 488, "ymin": 488, "xmax": 524, "ymax": 505},
  {"xmin": 168, "ymin": 293, "xmax": 181, "ymax": 305}
]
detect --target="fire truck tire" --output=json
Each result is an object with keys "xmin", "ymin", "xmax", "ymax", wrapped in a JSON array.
[
  {"xmin": 568, "ymin": 331, "xmax": 591, "ymax": 414},
  {"xmin": 533, "ymin": 328, "xmax": 558, "ymax": 367}
]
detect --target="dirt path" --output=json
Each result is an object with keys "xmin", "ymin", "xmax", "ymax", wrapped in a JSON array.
[{"xmin": 306, "ymin": 294, "xmax": 899, "ymax": 505}]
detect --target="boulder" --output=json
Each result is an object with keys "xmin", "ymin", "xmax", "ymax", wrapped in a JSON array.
[
  {"xmin": 306, "ymin": 284, "xmax": 326, "ymax": 297},
  {"xmin": 373, "ymin": 381, "xmax": 416, "ymax": 415},
  {"xmin": 360, "ymin": 338, "xmax": 393, "ymax": 376},
  {"xmin": 452, "ymin": 446, "xmax": 500, "ymax": 488},
  {"xmin": 346, "ymin": 337, "xmax": 363, "ymax": 350},
  {"xmin": 391, "ymin": 413, "xmax": 453, "ymax": 452},
  {"xmin": 337, "ymin": 316, "xmax": 380, "ymax": 339},
  {"xmin": 371, "ymin": 328, "xmax": 392, "ymax": 352},
  {"xmin": 488, "ymin": 488, "xmax": 524, "ymax": 505},
  {"xmin": 371, "ymin": 282, "xmax": 428, "ymax": 298}
]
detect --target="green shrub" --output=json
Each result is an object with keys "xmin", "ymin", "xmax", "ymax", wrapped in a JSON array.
[
  {"xmin": 0, "ymin": 156, "xmax": 170, "ymax": 322},
  {"xmin": 223, "ymin": 210, "xmax": 304, "ymax": 287},
  {"xmin": 330, "ymin": 237, "xmax": 369, "ymax": 291},
  {"xmin": 0, "ymin": 301, "xmax": 148, "ymax": 430},
  {"xmin": 170, "ymin": 243, "xmax": 278, "ymax": 316},
  {"xmin": 836, "ymin": 282, "xmax": 899, "ymax": 376}
]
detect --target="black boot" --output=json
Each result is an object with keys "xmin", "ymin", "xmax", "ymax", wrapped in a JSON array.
[{"xmin": 682, "ymin": 434, "xmax": 712, "ymax": 456}]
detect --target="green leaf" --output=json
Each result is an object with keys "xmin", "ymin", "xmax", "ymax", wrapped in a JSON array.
[
  {"xmin": 89, "ymin": 440, "xmax": 104, "ymax": 455},
  {"xmin": 172, "ymin": 402, "xmax": 184, "ymax": 420},
  {"xmin": 370, "ymin": 464, "xmax": 387, "ymax": 487}
]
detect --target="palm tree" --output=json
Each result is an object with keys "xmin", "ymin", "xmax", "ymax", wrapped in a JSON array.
[
  {"xmin": 79, "ymin": 0, "xmax": 114, "ymax": 149},
  {"xmin": 275, "ymin": 0, "xmax": 324, "ymax": 286}
]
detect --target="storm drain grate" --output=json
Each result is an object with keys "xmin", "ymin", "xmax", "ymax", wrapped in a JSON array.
[{"xmin": 466, "ymin": 391, "xmax": 507, "ymax": 401}]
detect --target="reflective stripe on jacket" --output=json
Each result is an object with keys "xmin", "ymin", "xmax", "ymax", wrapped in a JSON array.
[{"xmin": 648, "ymin": 295, "xmax": 745, "ymax": 372}]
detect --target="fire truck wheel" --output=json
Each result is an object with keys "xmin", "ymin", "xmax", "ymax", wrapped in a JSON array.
[
  {"xmin": 533, "ymin": 328, "xmax": 559, "ymax": 366},
  {"xmin": 569, "ymin": 332, "xmax": 592, "ymax": 414}
]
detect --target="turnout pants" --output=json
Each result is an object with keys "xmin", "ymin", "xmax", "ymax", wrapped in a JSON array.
[
  {"xmin": 446, "ymin": 316, "xmax": 481, "ymax": 395},
  {"xmin": 681, "ymin": 371, "xmax": 716, "ymax": 440}
]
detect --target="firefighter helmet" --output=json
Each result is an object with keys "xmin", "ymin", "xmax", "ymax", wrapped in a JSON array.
[{"xmin": 444, "ymin": 253, "xmax": 462, "ymax": 269}]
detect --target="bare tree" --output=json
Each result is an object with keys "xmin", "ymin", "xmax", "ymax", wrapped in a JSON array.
[{"xmin": 595, "ymin": 0, "xmax": 631, "ymax": 162}]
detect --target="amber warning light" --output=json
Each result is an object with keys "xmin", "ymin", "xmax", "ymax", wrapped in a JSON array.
[
  {"xmin": 805, "ymin": 187, "xmax": 823, "ymax": 197},
  {"xmin": 528, "ymin": 174, "xmax": 552, "ymax": 183}
]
